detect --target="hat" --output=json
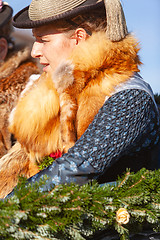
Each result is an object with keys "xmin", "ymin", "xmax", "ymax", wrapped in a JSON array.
[
  {"xmin": 13, "ymin": 0, "xmax": 128, "ymax": 41},
  {"xmin": 0, "ymin": 1, "xmax": 13, "ymax": 28},
  {"xmin": 13, "ymin": 0, "xmax": 103, "ymax": 29}
]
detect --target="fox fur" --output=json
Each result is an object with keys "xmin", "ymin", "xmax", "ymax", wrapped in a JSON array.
[
  {"xmin": 0, "ymin": 31, "xmax": 141, "ymax": 198},
  {"xmin": 0, "ymin": 46, "xmax": 40, "ymax": 158}
]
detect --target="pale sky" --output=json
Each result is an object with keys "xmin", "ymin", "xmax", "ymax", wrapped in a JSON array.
[{"xmin": 7, "ymin": 0, "xmax": 160, "ymax": 94}]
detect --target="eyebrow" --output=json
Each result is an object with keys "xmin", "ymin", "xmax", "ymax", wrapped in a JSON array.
[
  {"xmin": 32, "ymin": 29, "xmax": 44, "ymax": 37},
  {"xmin": 32, "ymin": 32, "xmax": 44, "ymax": 38}
]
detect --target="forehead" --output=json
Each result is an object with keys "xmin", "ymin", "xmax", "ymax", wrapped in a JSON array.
[{"xmin": 32, "ymin": 24, "xmax": 59, "ymax": 37}]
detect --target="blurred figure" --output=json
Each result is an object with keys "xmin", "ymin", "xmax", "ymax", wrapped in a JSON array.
[{"xmin": 0, "ymin": 1, "xmax": 40, "ymax": 157}]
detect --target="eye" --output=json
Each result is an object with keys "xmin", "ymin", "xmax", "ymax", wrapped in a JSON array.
[
  {"xmin": 33, "ymin": 37, "xmax": 48, "ymax": 43},
  {"xmin": 41, "ymin": 37, "xmax": 49, "ymax": 43}
]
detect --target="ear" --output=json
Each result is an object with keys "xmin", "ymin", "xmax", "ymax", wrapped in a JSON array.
[
  {"xmin": 0, "ymin": 38, "xmax": 8, "ymax": 61},
  {"xmin": 74, "ymin": 28, "xmax": 88, "ymax": 45}
]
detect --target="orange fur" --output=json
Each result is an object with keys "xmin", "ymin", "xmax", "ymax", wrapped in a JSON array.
[
  {"xmin": 0, "ymin": 32, "xmax": 141, "ymax": 198},
  {"xmin": 0, "ymin": 46, "xmax": 40, "ymax": 158},
  {"xmin": 0, "ymin": 142, "xmax": 39, "ymax": 198},
  {"xmin": 9, "ymin": 72, "xmax": 62, "ymax": 162},
  {"xmin": 57, "ymin": 32, "xmax": 141, "ymax": 150}
]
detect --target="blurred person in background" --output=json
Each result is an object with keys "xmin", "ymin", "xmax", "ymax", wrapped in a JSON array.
[{"xmin": 0, "ymin": 0, "xmax": 40, "ymax": 157}]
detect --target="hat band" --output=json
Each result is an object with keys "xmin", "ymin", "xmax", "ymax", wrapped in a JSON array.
[{"xmin": 29, "ymin": 0, "xmax": 87, "ymax": 21}]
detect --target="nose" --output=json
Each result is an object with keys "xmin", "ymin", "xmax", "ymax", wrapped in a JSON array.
[{"xmin": 31, "ymin": 41, "xmax": 42, "ymax": 59}]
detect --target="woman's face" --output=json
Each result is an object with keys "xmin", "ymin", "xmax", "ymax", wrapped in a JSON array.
[{"xmin": 31, "ymin": 24, "xmax": 76, "ymax": 74}]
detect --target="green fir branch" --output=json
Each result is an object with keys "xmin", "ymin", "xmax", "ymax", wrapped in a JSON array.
[
  {"xmin": 0, "ymin": 168, "xmax": 159, "ymax": 239},
  {"xmin": 39, "ymin": 156, "xmax": 56, "ymax": 170}
]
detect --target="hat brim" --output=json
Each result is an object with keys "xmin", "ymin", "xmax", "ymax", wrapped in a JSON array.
[
  {"xmin": 13, "ymin": 0, "xmax": 104, "ymax": 29},
  {"xmin": 0, "ymin": 5, "xmax": 13, "ymax": 28}
]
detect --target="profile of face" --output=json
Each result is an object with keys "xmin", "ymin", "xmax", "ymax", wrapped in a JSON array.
[
  {"xmin": 0, "ymin": 37, "xmax": 8, "ymax": 61},
  {"xmin": 31, "ymin": 24, "xmax": 87, "ymax": 74}
]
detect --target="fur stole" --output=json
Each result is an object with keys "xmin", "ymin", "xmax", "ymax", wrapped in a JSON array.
[
  {"xmin": 9, "ymin": 31, "xmax": 141, "ymax": 161},
  {"xmin": 0, "ymin": 142, "xmax": 39, "ymax": 198}
]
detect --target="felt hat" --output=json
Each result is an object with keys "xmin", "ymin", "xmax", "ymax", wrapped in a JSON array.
[
  {"xmin": 13, "ymin": 0, "xmax": 128, "ymax": 41},
  {"xmin": 0, "ymin": 1, "xmax": 13, "ymax": 28}
]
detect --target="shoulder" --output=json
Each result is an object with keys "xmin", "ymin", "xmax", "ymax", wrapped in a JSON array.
[
  {"xmin": 105, "ymin": 74, "xmax": 159, "ymax": 115},
  {"xmin": 96, "ymin": 88, "xmax": 159, "ymax": 134}
]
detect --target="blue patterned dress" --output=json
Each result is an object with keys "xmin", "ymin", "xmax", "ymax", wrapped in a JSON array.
[{"xmin": 21, "ymin": 73, "xmax": 160, "ymax": 192}]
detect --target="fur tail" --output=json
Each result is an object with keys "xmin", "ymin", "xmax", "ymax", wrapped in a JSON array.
[{"xmin": 0, "ymin": 142, "xmax": 39, "ymax": 198}]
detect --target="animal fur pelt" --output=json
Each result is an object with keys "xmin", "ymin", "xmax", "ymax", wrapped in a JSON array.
[
  {"xmin": 0, "ymin": 142, "xmax": 39, "ymax": 198},
  {"xmin": 0, "ymin": 32, "xmax": 141, "ymax": 198},
  {"xmin": 0, "ymin": 46, "xmax": 40, "ymax": 157}
]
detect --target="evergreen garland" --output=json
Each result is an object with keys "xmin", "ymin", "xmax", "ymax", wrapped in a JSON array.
[
  {"xmin": 0, "ymin": 168, "xmax": 160, "ymax": 240},
  {"xmin": 39, "ymin": 156, "xmax": 55, "ymax": 170}
]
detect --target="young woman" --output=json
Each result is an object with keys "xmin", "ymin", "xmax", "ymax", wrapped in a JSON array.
[{"xmin": 1, "ymin": 0, "xmax": 159, "ymax": 198}]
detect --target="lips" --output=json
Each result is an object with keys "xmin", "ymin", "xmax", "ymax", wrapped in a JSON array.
[{"xmin": 40, "ymin": 62, "xmax": 49, "ymax": 72}]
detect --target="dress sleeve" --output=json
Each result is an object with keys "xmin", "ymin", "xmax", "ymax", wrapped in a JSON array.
[{"xmin": 7, "ymin": 89, "xmax": 160, "ymax": 195}]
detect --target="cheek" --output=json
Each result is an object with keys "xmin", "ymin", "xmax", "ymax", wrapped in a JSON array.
[
  {"xmin": 43, "ymin": 37, "xmax": 74, "ymax": 71},
  {"xmin": 42, "ymin": 44, "xmax": 52, "ymax": 59},
  {"xmin": 43, "ymin": 39, "xmax": 62, "ymax": 61},
  {"xmin": 49, "ymin": 41, "xmax": 65, "ymax": 62}
]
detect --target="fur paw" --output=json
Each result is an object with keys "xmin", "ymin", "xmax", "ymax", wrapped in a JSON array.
[{"xmin": 52, "ymin": 60, "xmax": 74, "ymax": 94}]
